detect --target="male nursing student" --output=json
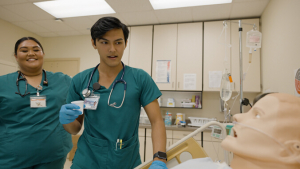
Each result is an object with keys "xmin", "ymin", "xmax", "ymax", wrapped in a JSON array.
[{"xmin": 59, "ymin": 17, "xmax": 168, "ymax": 169}]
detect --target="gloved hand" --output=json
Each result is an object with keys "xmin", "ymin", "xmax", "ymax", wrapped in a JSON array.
[
  {"xmin": 149, "ymin": 160, "xmax": 168, "ymax": 169},
  {"xmin": 59, "ymin": 104, "xmax": 83, "ymax": 124}
]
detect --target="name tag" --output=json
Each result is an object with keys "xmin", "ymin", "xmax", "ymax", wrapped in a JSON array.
[
  {"xmin": 84, "ymin": 94, "xmax": 100, "ymax": 110},
  {"xmin": 30, "ymin": 96, "xmax": 46, "ymax": 108}
]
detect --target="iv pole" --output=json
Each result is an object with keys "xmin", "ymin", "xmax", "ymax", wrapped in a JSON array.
[
  {"xmin": 224, "ymin": 20, "xmax": 257, "ymax": 113},
  {"xmin": 238, "ymin": 20, "xmax": 243, "ymax": 113}
]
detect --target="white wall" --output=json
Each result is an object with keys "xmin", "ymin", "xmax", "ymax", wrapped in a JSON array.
[
  {"xmin": 42, "ymin": 36, "xmax": 100, "ymax": 72},
  {"xmin": 0, "ymin": 18, "xmax": 42, "ymax": 64},
  {"xmin": 261, "ymin": 0, "xmax": 300, "ymax": 95}
]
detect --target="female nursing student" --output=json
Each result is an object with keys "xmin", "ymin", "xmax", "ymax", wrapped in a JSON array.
[{"xmin": 0, "ymin": 37, "xmax": 72, "ymax": 169}]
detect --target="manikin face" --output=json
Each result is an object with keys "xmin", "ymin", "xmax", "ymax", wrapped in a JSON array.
[
  {"xmin": 91, "ymin": 28, "xmax": 127, "ymax": 68},
  {"xmin": 222, "ymin": 94, "xmax": 300, "ymax": 163},
  {"xmin": 15, "ymin": 40, "xmax": 44, "ymax": 72}
]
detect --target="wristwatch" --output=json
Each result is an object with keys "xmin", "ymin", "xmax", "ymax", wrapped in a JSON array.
[{"xmin": 153, "ymin": 151, "xmax": 167, "ymax": 161}]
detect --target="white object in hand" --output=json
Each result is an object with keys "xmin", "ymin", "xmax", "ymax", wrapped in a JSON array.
[{"xmin": 71, "ymin": 100, "xmax": 84, "ymax": 114}]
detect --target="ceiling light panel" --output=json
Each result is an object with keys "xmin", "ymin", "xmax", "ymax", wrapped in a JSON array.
[
  {"xmin": 149, "ymin": 0, "xmax": 232, "ymax": 10},
  {"xmin": 34, "ymin": 0, "xmax": 115, "ymax": 18}
]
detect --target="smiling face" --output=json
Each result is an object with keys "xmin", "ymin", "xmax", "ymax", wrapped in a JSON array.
[
  {"xmin": 15, "ymin": 40, "xmax": 44, "ymax": 73},
  {"xmin": 222, "ymin": 93, "xmax": 300, "ymax": 163},
  {"xmin": 91, "ymin": 28, "xmax": 127, "ymax": 68}
]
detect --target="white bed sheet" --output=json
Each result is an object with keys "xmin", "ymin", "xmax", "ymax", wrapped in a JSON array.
[{"xmin": 171, "ymin": 157, "xmax": 232, "ymax": 169}]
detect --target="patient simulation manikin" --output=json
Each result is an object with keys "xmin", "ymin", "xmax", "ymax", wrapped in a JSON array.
[{"xmin": 172, "ymin": 93, "xmax": 300, "ymax": 169}]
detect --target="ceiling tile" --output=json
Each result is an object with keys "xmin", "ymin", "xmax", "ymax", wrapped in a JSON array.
[
  {"xmin": 56, "ymin": 30, "xmax": 82, "ymax": 36},
  {"xmin": 35, "ymin": 32, "xmax": 58, "ymax": 37},
  {"xmin": 0, "ymin": 0, "xmax": 27, "ymax": 5},
  {"xmin": 88, "ymin": 13, "xmax": 128, "ymax": 25},
  {"xmin": 192, "ymin": 4, "xmax": 232, "ymax": 21},
  {"xmin": 154, "ymin": 8, "xmax": 193, "ymax": 24},
  {"xmin": 33, "ymin": 20, "xmax": 75, "ymax": 32},
  {"xmin": 27, "ymin": 0, "xmax": 53, "ymax": 2},
  {"xmin": 233, "ymin": 0, "xmax": 266, "ymax": 2},
  {"xmin": 3, "ymin": 2, "xmax": 54, "ymax": 21},
  {"xmin": 230, "ymin": 0, "xmax": 269, "ymax": 18},
  {"xmin": 106, "ymin": 0, "xmax": 149, "ymax": 5},
  {"xmin": 79, "ymin": 29, "xmax": 91, "ymax": 35},
  {"xmin": 109, "ymin": 2, "xmax": 153, "ymax": 13},
  {"xmin": 12, "ymin": 21, "xmax": 51, "ymax": 33},
  {"xmin": 119, "ymin": 11, "xmax": 159, "ymax": 26},
  {"xmin": 0, "ymin": 6, "xmax": 27, "ymax": 22},
  {"xmin": 63, "ymin": 17, "xmax": 95, "ymax": 31}
]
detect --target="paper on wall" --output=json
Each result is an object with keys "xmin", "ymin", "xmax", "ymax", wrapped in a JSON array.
[
  {"xmin": 184, "ymin": 74, "xmax": 196, "ymax": 90},
  {"xmin": 156, "ymin": 60, "xmax": 171, "ymax": 83},
  {"xmin": 209, "ymin": 71, "xmax": 222, "ymax": 88}
]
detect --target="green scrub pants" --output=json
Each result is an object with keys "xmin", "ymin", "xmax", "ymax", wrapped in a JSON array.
[{"xmin": 23, "ymin": 156, "xmax": 67, "ymax": 169}]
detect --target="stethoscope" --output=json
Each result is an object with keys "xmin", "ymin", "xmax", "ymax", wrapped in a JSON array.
[
  {"xmin": 15, "ymin": 69, "xmax": 48, "ymax": 97},
  {"xmin": 82, "ymin": 62, "xmax": 127, "ymax": 108}
]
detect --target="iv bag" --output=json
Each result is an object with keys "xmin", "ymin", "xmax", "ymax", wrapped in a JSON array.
[
  {"xmin": 220, "ymin": 73, "xmax": 232, "ymax": 102},
  {"xmin": 246, "ymin": 29, "xmax": 262, "ymax": 49}
]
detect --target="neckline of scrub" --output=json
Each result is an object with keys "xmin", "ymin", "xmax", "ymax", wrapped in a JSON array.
[
  {"xmin": 93, "ymin": 65, "xmax": 125, "ymax": 90},
  {"xmin": 23, "ymin": 71, "xmax": 47, "ymax": 91}
]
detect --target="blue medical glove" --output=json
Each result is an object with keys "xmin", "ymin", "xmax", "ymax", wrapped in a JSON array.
[
  {"xmin": 149, "ymin": 161, "xmax": 168, "ymax": 169},
  {"xmin": 59, "ymin": 104, "xmax": 83, "ymax": 124}
]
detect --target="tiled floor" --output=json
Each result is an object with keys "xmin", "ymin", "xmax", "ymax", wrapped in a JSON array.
[{"xmin": 64, "ymin": 159, "xmax": 72, "ymax": 169}]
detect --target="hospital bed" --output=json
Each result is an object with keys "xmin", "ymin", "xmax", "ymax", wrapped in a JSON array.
[{"xmin": 135, "ymin": 121, "xmax": 229, "ymax": 169}]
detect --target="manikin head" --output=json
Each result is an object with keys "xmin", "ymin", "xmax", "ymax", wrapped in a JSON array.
[{"xmin": 221, "ymin": 93, "xmax": 300, "ymax": 169}]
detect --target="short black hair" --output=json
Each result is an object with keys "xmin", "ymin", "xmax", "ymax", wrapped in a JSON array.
[
  {"xmin": 253, "ymin": 93, "xmax": 274, "ymax": 105},
  {"xmin": 14, "ymin": 37, "xmax": 44, "ymax": 55},
  {"xmin": 90, "ymin": 16, "xmax": 129, "ymax": 45}
]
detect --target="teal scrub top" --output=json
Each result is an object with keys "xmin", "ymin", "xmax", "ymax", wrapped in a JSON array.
[
  {"xmin": 67, "ymin": 65, "xmax": 161, "ymax": 169},
  {"xmin": 0, "ymin": 71, "xmax": 73, "ymax": 169}
]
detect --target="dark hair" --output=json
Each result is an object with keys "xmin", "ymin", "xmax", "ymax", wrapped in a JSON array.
[
  {"xmin": 14, "ymin": 37, "xmax": 44, "ymax": 55},
  {"xmin": 90, "ymin": 17, "xmax": 129, "ymax": 45},
  {"xmin": 253, "ymin": 93, "xmax": 274, "ymax": 105}
]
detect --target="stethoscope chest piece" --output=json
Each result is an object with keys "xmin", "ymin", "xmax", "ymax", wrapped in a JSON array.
[{"xmin": 82, "ymin": 88, "xmax": 91, "ymax": 98}]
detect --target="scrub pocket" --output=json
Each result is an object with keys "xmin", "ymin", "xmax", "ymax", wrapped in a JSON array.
[
  {"xmin": 0, "ymin": 133, "xmax": 16, "ymax": 167},
  {"xmin": 72, "ymin": 131, "xmax": 108, "ymax": 169},
  {"xmin": 111, "ymin": 134, "xmax": 141, "ymax": 169}
]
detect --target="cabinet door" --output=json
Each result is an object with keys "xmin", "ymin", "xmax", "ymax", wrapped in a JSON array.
[
  {"xmin": 145, "ymin": 137, "xmax": 153, "ymax": 161},
  {"xmin": 167, "ymin": 138, "xmax": 173, "ymax": 148},
  {"xmin": 122, "ymin": 27, "xmax": 130, "ymax": 65},
  {"xmin": 231, "ymin": 18, "xmax": 261, "ymax": 92},
  {"xmin": 203, "ymin": 21, "xmax": 231, "ymax": 91},
  {"xmin": 129, "ymin": 26, "xmax": 153, "ymax": 75},
  {"xmin": 152, "ymin": 24, "xmax": 177, "ymax": 90},
  {"xmin": 177, "ymin": 22, "xmax": 203, "ymax": 91},
  {"xmin": 139, "ymin": 136, "xmax": 145, "ymax": 162}
]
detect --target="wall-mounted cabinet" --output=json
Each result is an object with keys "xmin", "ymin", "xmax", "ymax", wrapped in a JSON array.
[
  {"xmin": 152, "ymin": 24, "xmax": 178, "ymax": 90},
  {"xmin": 152, "ymin": 23, "xmax": 203, "ymax": 91},
  {"xmin": 231, "ymin": 19, "xmax": 260, "ymax": 92},
  {"xmin": 203, "ymin": 19, "xmax": 260, "ymax": 92},
  {"xmin": 128, "ymin": 26, "xmax": 153, "ymax": 75}
]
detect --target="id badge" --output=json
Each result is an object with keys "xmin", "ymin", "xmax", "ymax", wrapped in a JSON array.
[
  {"xmin": 30, "ymin": 96, "xmax": 46, "ymax": 108},
  {"xmin": 84, "ymin": 94, "xmax": 100, "ymax": 110}
]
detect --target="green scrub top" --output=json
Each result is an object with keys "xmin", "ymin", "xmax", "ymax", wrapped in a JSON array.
[
  {"xmin": 0, "ymin": 71, "xmax": 73, "ymax": 169},
  {"xmin": 67, "ymin": 65, "xmax": 161, "ymax": 169}
]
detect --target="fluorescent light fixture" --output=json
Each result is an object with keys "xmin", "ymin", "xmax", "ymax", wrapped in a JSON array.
[
  {"xmin": 149, "ymin": 0, "xmax": 232, "ymax": 10},
  {"xmin": 34, "ymin": 0, "xmax": 115, "ymax": 18}
]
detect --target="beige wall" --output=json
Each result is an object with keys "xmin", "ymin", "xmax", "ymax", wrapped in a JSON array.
[
  {"xmin": 261, "ymin": 0, "xmax": 300, "ymax": 95},
  {"xmin": 42, "ymin": 36, "xmax": 99, "ymax": 72},
  {"xmin": 0, "ymin": 18, "xmax": 42, "ymax": 64}
]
